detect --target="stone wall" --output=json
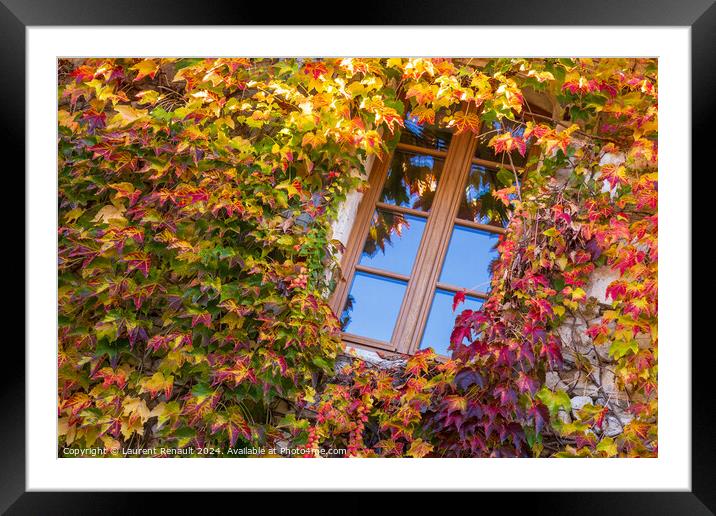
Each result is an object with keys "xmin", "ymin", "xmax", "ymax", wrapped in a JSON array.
[{"xmin": 551, "ymin": 265, "xmax": 633, "ymax": 437}]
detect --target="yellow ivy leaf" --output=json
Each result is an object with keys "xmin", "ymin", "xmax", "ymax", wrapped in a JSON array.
[
  {"xmin": 92, "ymin": 205, "xmax": 127, "ymax": 225},
  {"xmin": 111, "ymin": 105, "xmax": 149, "ymax": 126},
  {"xmin": 122, "ymin": 396, "xmax": 151, "ymax": 423},
  {"xmin": 221, "ymin": 312, "xmax": 244, "ymax": 330},
  {"xmin": 596, "ymin": 437, "xmax": 618, "ymax": 457},
  {"xmin": 302, "ymin": 132, "xmax": 327, "ymax": 149},
  {"xmin": 302, "ymin": 385, "xmax": 316, "ymax": 403},
  {"xmin": 58, "ymin": 416, "xmax": 70, "ymax": 435},
  {"xmin": 135, "ymin": 90, "xmax": 161, "ymax": 105},
  {"xmin": 139, "ymin": 371, "xmax": 174, "ymax": 399},
  {"xmin": 407, "ymin": 438, "xmax": 434, "ymax": 458},
  {"xmin": 130, "ymin": 59, "xmax": 160, "ymax": 81},
  {"xmin": 571, "ymin": 287, "xmax": 587, "ymax": 301},
  {"xmin": 81, "ymin": 425, "xmax": 100, "ymax": 447},
  {"xmin": 64, "ymin": 207, "xmax": 85, "ymax": 224},
  {"xmin": 58, "ymin": 109, "xmax": 79, "ymax": 131},
  {"xmin": 149, "ymin": 401, "xmax": 181, "ymax": 430},
  {"xmin": 120, "ymin": 415, "xmax": 145, "ymax": 440}
]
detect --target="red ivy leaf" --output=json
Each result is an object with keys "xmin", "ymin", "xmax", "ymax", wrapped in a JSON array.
[
  {"xmin": 123, "ymin": 252, "xmax": 150, "ymax": 278},
  {"xmin": 516, "ymin": 372, "xmax": 539, "ymax": 394},
  {"xmin": 452, "ymin": 290, "xmax": 466, "ymax": 311}
]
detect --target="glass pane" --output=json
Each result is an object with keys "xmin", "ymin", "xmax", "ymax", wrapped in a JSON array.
[
  {"xmin": 419, "ymin": 289, "xmax": 484, "ymax": 356},
  {"xmin": 379, "ymin": 149, "xmax": 444, "ymax": 212},
  {"xmin": 475, "ymin": 119, "xmax": 532, "ymax": 167},
  {"xmin": 359, "ymin": 210, "xmax": 426, "ymax": 276},
  {"xmin": 457, "ymin": 164, "xmax": 509, "ymax": 227},
  {"xmin": 340, "ymin": 271, "xmax": 407, "ymax": 343},
  {"xmin": 439, "ymin": 226, "xmax": 500, "ymax": 292},
  {"xmin": 400, "ymin": 113, "xmax": 452, "ymax": 151}
]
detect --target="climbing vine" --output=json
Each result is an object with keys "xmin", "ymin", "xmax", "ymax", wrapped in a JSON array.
[{"xmin": 58, "ymin": 57, "xmax": 657, "ymax": 457}]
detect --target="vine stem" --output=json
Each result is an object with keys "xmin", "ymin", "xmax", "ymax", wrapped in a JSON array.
[{"xmin": 507, "ymin": 153, "xmax": 522, "ymax": 201}]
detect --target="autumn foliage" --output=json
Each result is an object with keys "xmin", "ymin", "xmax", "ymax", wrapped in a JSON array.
[{"xmin": 58, "ymin": 57, "xmax": 657, "ymax": 457}]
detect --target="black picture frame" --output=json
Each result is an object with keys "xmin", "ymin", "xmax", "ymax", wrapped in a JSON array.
[{"xmin": 4, "ymin": 1, "xmax": 711, "ymax": 513}]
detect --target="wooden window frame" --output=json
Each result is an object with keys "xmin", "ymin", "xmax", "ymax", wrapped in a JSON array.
[{"xmin": 329, "ymin": 116, "xmax": 542, "ymax": 356}]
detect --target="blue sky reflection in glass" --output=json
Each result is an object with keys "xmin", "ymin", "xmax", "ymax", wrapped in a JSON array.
[
  {"xmin": 340, "ymin": 271, "xmax": 408, "ymax": 342},
  {"xmin": 439, "ymin": 225, "xmax": 499, "ymax": 292},
  {"xmin": 419, "ymin": 289, "xmax": 484, "ymax": 356},
  {"xmin": 359, "ymin": 211, "xmax": 426, "ymax": 276}
]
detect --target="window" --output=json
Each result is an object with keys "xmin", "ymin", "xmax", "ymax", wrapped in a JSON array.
[{"xmin": 330, "ymin": 110, "xmax": 540, "ymax": 356}]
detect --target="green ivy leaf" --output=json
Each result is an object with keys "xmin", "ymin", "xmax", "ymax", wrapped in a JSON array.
[{"xmin": 536, "ymin": 386, "xmax": 571, "ymax": 416}]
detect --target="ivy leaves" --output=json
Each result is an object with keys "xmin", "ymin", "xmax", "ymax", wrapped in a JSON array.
[{"xmin": 58, "ymin": 57, "xmax": 657, "ymax": 459}]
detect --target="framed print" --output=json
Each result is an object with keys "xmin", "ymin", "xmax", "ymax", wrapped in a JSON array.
[{"xmin": 5, "ymin": 0, "xmax": 713, "ymax": 512}]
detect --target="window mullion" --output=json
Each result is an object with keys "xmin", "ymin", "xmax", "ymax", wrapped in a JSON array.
[{"xmin": 390, "ymin": 130, "xmax": 479, "ymax": 355}]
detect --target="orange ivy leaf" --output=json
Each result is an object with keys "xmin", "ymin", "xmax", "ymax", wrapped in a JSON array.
[{"xmin": 449, "ymin": 110, "xmax": 480, "ymax": 134}]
